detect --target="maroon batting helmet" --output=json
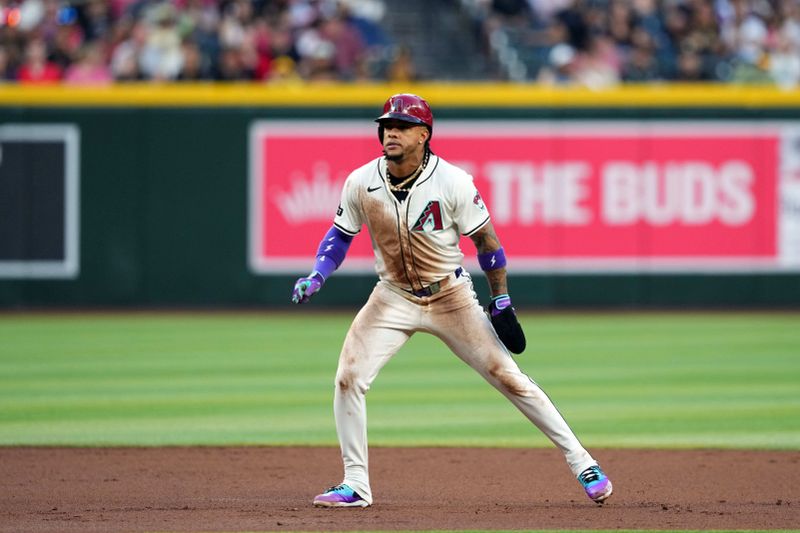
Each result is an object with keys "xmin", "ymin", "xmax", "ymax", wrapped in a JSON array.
[{"xmin": 375, "ymin": 93, "xmax": 433, "ymax": 142}]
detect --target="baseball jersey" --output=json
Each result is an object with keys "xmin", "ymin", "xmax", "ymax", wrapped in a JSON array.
[{"xmin": 334, "ymin": 154, "xmax": 490, "ymax": 292}]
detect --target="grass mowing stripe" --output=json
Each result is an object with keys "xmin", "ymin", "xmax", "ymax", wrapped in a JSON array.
[{"xmin": 0, "ymin": 312, "xmax": 797, "ymax": 448}]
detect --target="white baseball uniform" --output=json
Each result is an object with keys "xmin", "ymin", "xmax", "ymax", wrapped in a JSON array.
[{"xmin": 330, "ymin": 153, "xmax": 598, "ymax": 504}]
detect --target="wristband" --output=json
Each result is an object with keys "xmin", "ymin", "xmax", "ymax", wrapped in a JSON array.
[
  {"xmin": 478, "ymin": 247, "xmax": 507, "ymax": 271},
  {"xmin": 311, "ymin": 259, "xmax": 335, "ymax": 281},
  {"xmin": 492, "ymin": 294, "xmax": 511, "ymax": 310}
]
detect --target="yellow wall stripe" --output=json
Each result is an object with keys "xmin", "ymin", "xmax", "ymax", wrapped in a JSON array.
[{"xmin": 1, "ymin": 82, "xmax": 799, "ymax": 108}]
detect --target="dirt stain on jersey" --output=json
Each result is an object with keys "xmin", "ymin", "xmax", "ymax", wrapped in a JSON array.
[
  {"xmin": 428, "ymin": 280, "xmax": 479, "ymax": 315},
  {"xmin": 397, "ymin": 221, "xmax": 421, "ymax": 290},
  {"xmin": 429, "ymin": 284, "xmax": 536, "ymax": 399},
  {"xmin": 488, "ymin": 362, "xmax": 533, "ymax": 398},
  {"xmin": 336, "ymin": 369, "xmax": 354, "ymax": 394},
  {"xmin": 336, "ymin": 293, "xmax": 385, "ymax": 395},
  {"xmin": 409, "ymin": 232, "xmax": 451, "ymax": 285},
  {"xmin": 360, "ymin": 191, "xmax": 408, "ymax": 286}
]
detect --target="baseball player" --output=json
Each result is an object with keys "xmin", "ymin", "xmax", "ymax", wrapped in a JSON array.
[{"xmin": 291, "ymin": 93, "xmax": 613, "ymax": 507}]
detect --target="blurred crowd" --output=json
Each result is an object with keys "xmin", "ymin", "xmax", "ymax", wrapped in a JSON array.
[
  {"xmin": 0, "ymin": 0, "xmax": 398, "ymax": 84},
  {"xmin": 1, "ymin": 0, "xmax": 799, "ymax": 87},
  {"xmin": 479, "ymin": 0, "xmax": 800, "ymax": 87}
]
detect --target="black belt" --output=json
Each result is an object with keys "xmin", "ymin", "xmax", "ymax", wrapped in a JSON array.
[{"xmin": 409, "ymin": 267, "xmax": 463, "ymax": 298}]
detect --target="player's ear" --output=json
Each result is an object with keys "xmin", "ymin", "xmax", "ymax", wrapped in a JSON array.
[{"xmin": 419, "ymin": 127, "xmax": 430, "ymax": 144}]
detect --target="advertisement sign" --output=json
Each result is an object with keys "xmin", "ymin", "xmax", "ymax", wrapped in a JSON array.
[{"xmin": 249, "ymin": 121, "xmax": 800, "ymax": 273}]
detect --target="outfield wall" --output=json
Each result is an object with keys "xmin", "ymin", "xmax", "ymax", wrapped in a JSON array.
[{"xmin": 1, "ymin": 83, "xmax": 800, "ymax": 308}]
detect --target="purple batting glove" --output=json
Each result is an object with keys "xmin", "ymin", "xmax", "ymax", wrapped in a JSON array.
[
  {"xmin": 292, "ymin": 272, "xmax": 324, "ymax": 304},
  {"xmin": 490, "ymin": 294, "xmax": 512, "ymax": 317}
]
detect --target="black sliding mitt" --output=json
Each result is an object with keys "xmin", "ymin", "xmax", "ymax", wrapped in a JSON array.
[{"xmin": 487, "ymin": 295, "xmax": 526, "ymax": 354}]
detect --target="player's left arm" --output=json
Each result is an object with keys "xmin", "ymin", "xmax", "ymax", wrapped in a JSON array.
[
  {"xmin": 469, "ymin": 222, "xmax": 526, "ymax": 354},
  {"xmin": 469, "ymin": 221, "xmax": 507, "ymax": 297}
]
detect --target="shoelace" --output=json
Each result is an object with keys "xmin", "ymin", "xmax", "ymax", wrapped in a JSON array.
[
  {"xmin": 326, "ymin": 484, "xmax": 346, "ymax": 492},
  {"xmin": 579, "ymin": 466, "xmax": 602, "ymax": 484}
]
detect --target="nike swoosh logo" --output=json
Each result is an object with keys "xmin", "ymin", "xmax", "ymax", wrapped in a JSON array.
[{"xmin": 367, "ymin": 185, "xmax": 382, "ymax": 193}]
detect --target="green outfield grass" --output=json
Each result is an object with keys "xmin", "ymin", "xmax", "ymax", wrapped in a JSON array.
[{"xmin": 0, "ymin": 312, "xmax": 798, "ymax": 448}]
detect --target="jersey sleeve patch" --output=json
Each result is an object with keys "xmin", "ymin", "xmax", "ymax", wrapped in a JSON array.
[{"xmin": 473, "ymin": 191, "xmax": 486, "ymax": 211}]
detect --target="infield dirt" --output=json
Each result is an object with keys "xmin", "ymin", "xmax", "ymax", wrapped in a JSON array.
[{"xmin": 1, "ymin": 446, "xmax": 798, "ymax": 532}]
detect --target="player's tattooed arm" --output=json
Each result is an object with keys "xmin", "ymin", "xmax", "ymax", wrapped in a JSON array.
[{"xmin": 470, "ymin": 222, "xmax": 508, "ymax": 297}]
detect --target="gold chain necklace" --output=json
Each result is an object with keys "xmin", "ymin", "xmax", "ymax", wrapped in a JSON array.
[{"xmin": 386, "ymin": 151, "xmax": 430, "ymax": 191}]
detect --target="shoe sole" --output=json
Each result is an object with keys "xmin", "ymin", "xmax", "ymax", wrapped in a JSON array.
[
  {"xmin": 313, "ymin": 499, "xmax": 370, "ymax": 508},
  {"xmin": 589, "ymin": 481, "xmax": 613, "ymax": 504}
]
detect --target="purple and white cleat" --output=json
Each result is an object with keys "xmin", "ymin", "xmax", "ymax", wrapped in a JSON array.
[
  {"xmin": 578, "ymin": 465, "xmax": 613, "ymax": 503},
  {"xmin": 313, "ymin": 484, "xmax": 369, "ymax": 508}
]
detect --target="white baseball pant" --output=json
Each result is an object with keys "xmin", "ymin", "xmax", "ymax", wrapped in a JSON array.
[{"xmin": 333, "ymin": 272, "xmax": 597, "ymax": 504}]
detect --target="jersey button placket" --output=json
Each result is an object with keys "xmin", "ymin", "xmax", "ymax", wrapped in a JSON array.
[{"xmin": 400, "ymin": 199, "xmax": 423, "ymax": 293}]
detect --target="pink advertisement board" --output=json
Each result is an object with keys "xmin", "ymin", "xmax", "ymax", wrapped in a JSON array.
[{"xmin": 249, "ymin": 121, "xmax": 800, "ymax": 273}]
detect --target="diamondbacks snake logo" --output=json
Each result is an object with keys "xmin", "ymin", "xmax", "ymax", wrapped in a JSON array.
[{"xmin": 411, "ymin": 201, "xmax": 443, "ymax": 232}]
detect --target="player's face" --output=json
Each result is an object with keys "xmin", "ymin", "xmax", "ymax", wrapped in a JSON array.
[{"xmin": 381, "ymin": 120, "xmax": 428, "ymax": 162}]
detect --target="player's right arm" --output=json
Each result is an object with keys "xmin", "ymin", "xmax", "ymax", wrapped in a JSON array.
[
  {"xmin": 291, "ymin": 225, "xmax": 354, "ymax": 304},
  {"xmin": 291, "ymin": 170, "xmax": 364, "ymax": 304}
]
